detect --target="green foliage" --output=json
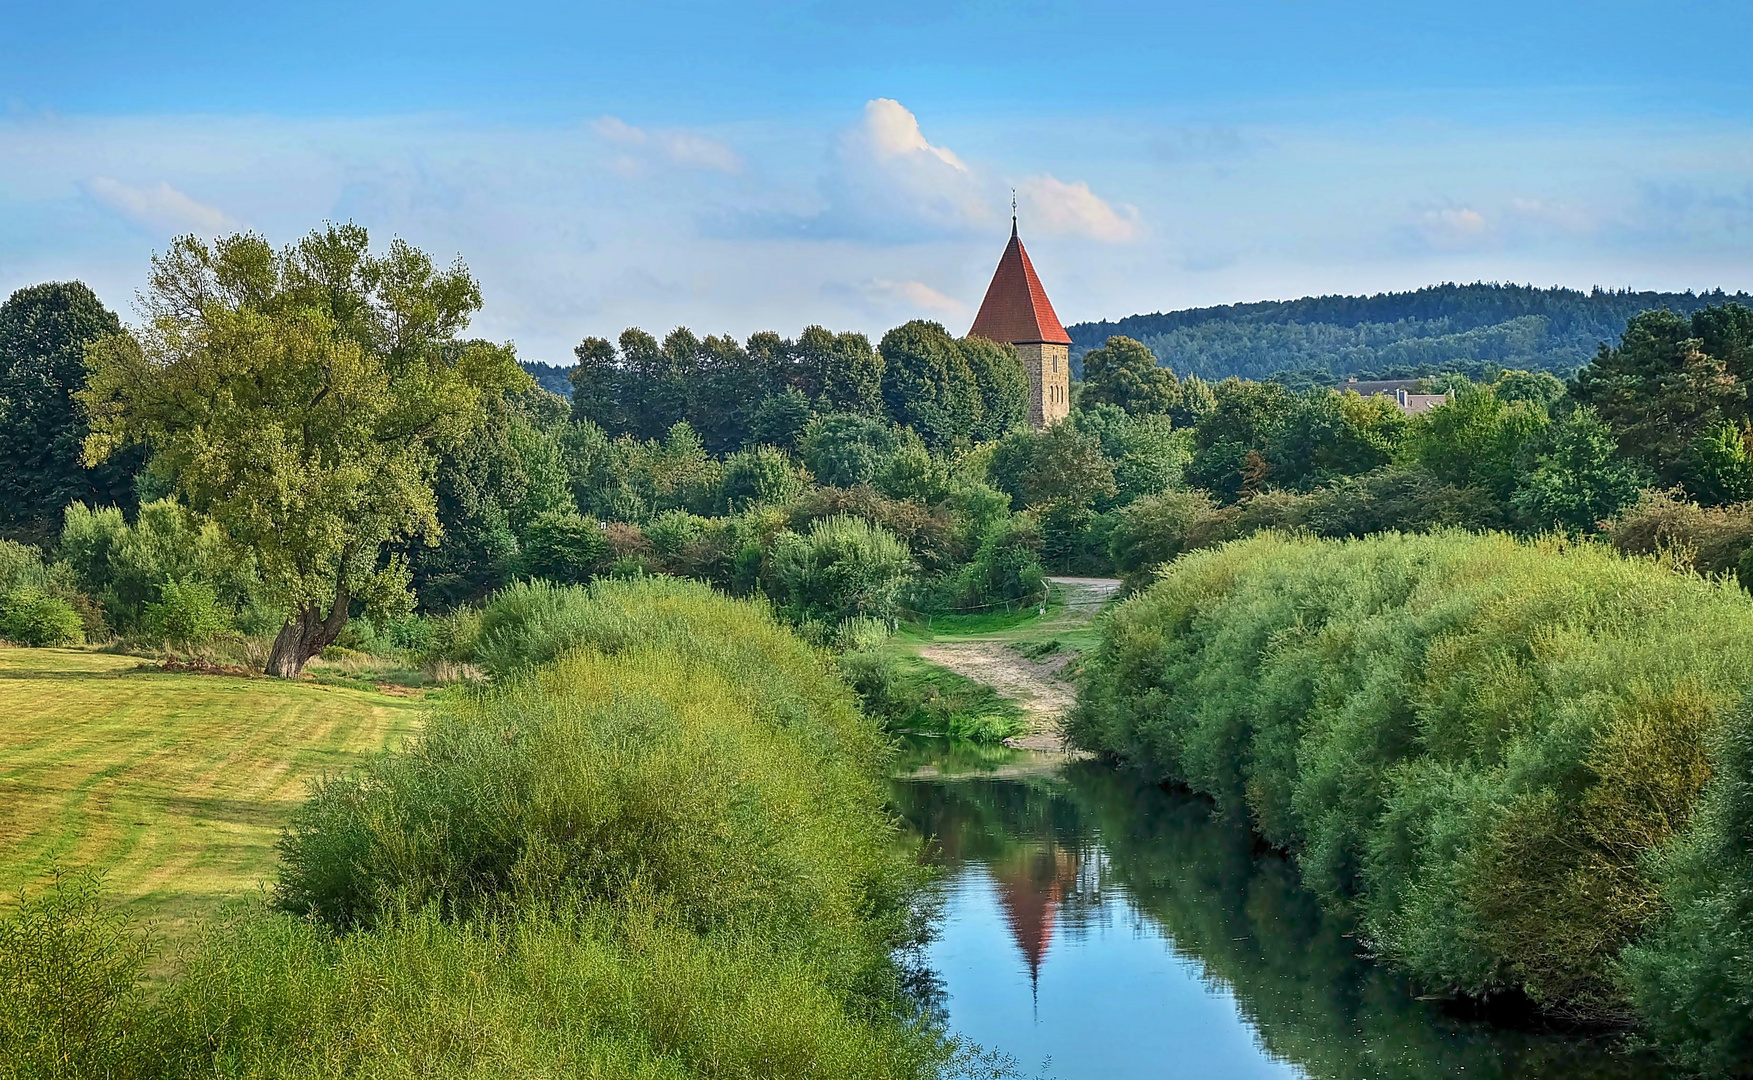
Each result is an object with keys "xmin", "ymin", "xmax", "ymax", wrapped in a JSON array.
[
  {"xmin": 1603, "ymin": 490, "xmax": 1753, "ymax": 578},
  {"xmin": 142, "ymin": 579, "xmax": 230, "ymax": 647},
  {"xmin": 0, "ymin": 282, "xmax": 136, "ymax": 543},
  {"xmin": 956, "ymin": 335, "xmax": 1029, "ymax": 441},
  {"xmin": 0, "ymin": 866, "xmax": 150, "ymax": 1077},
  {"xmin": 748, "ymin": 386, "xmax": 816, "ymax": 449},
  {"xmin": 718, "ymin": 444, "xmax": 808, "ymax": 510},
  {"xmin": 1620, "ymin": 701, "xmax": 1753, "ymax": 1073},
  {"xmin": 767, "ymin": 515, "xmax": 912, "ymax": 626},
  {"xmin": 796, "ymin": 325, "xmax": 886, "ymax": 416},
  {"xmin": 1510, "ymin": 405, "xmax": 1648, "ymax": 534},
  {"xmin": 1070, "ymin": 404, "xmax": 1189, "ymax": 507},
  {"xmin": 1, "ymin": 584, "xmax": 957, "ymax": 1080},
  {"xmin": 1107, "ymin": 488, "xmax": 1218, "ymax": 590},
  {"xmin": 934, "ymin": 515, "xmax": 1046, "ymax": 614},
  {"xmin": 1396, "ymin": 382, "xmax": 1547, "ymax": 499},
  {"xmin": 279, "ymin": 576, "xmax": 903, "ymax": 935},
  {"xmin": 1681, "ymin": 419, "xmax": 1753, "ymax": 506},
  {"xmin": 1184, "ymin": 378, "xmax": 1294, "ymax": 500},
  {"xmin": 518, "ymin": 510, "xmax": 609, "ymax": 585},
  {"xmin": 1070, "ymin": 283, "xmax": 1753, "ymax": 382},
  {"xmin": 801, "ymin": 412, "xmax": 904, "ymax": 487},
  {"xmin": 0, "ymin": 588, "xmax": 85, "ymax": 646},
  {"xmin": 879, "ymin": 321, "xmax": 984, "ymax": 450},
  {"xmin": 58, "ymin": 499, "xmax": 258, "ymax": 637},
  {"xmin": 79, "ymin": 226, "xmax": 527, "ymax": 675},
  {"xmin": 1080, "ymin": 335, "xmax": 1182, "ymax": 416},
  {"xmin": 987, "ymin": 423, "xmax": 1117, "ymax": 511},
  {"xmin": 1071, "ymin": 531, "xmax": 1753, "ymax": 1023},
  {"xmin": 1571, "ymin": 305, "xmax": 1753, "ymax": 498},
  {"xmin": 1267, "ymin": 390, "xmax": 1408, "ymax": 489}
]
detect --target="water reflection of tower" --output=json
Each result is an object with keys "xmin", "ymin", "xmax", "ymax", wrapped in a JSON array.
[{"xmin": 990, "ymin": 842, "xmax": 1083, "ymax": 1009}]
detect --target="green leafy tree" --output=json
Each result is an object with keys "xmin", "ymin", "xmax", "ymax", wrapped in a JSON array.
[
  {"xmin": 799, "ymin": 413, "xmax": 902, "ymax": 487},
  {"xmin": 1398, "ymin": 384, "xmax": 1548, "ymax": 502},
  {"xmin": 796, "ymin": 326, "xmax": 885, "ymax": 416},
  {"xmin": 519, "ymin": 510, "xmax": 610, "ymax": 585},
  {"xmin": 748, "ymin": 386, "xmax": 815, "ymax": 449},
  {"xmin": 0, "ymin": 283, "xmax": 135, "ymax": 542},
  {"xmin": 1571, "ymin": 308, "xmax": 1747, "ymax": 489},
  {"xmin": 718, "ymin": 445, "xmax": 808, "ymax": 511},
  {"xmin": 1081, "ymin": 335, "xmax": 1182, "ymax": 416},
  {"xmin": 1510, "ymin": 405, "xmax": 1648, "ymax": 534},
  {"xmin": 1682, "ymin": 420, "xmax": 1753, "ymax": 507},
  {"xmin": 988, "ymin": 423, "xmax": 1117, "ymax": 511},
  {"xmin": 879, "ymin": 320, "xmax": 982, "ymax": 449},
  {"xmin": 568, "ymin": 335, "xmax": 622, "ymax": 432},
  {"xmin": 1184, "ymin": 378, "xmax": 1294, "ymax": 501},
  {"xmin": 80, "ymin": 226, "xmax": 525, "ymax": 676},
  {"xmin": 1070, "ymin": 404, "xmax": 1190, "ymax": 508},
  {"xmin": 959, "ymin": 335, "xmax": 1029, "ymax": 441},
  {"xmin": 1267, "ymin": 390, "xmax": 1407, "ymax": 490}
]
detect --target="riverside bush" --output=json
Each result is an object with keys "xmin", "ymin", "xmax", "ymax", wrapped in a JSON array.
[
  {"xmin": 2, "ymin": 577, "xmax": 957, "ymax": 1079},
  {"xmin": 1069, "ymin": 530, "xmax": 1753, "ymax": 1041}
]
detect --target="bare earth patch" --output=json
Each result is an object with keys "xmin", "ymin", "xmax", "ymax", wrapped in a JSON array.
[{"xmin": 917, "ymin": 577, "xmax": 1122, "ymax": 751}]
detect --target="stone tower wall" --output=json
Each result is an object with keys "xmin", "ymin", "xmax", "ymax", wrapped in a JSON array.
[{"xmin": 1016, "ymin": 342, "xmax": 1071, "ymax": 428}]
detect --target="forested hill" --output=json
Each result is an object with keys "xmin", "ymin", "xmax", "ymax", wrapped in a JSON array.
[{"xmin": 1067, "ymin": 282, "xmax": 1753, "ymax": 383}]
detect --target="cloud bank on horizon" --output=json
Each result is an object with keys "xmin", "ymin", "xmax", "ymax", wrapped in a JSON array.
[{"xmin": 2, "ymin": 1, "xmax": 1751, "ymax": 363}]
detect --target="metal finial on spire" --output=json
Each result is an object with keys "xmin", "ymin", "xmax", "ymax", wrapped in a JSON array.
[{"xmin": 1011, "ymin": 188, "xmax": 1018, "ymax": 237}]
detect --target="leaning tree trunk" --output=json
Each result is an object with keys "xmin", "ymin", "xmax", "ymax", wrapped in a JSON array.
[{"xmin": 265, "ymin": 581, "xmax": 351, "ymax": 678}]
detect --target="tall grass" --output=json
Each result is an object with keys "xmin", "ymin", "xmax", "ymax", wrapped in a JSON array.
[
  {"xmin": 1069, "ymin": 531, "xmax": 1753, "ymax": 1055},
  {"xmin": 2, "ymin": 577, "xmax": 964, "ymax": 1079}
]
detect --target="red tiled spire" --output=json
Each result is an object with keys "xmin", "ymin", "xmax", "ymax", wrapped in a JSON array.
[{"xmin": 968, "ymin": 220, "xmax": 1072, "ymax": 346}]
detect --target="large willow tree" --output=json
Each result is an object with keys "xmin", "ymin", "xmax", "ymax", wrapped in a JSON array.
[{"xmin": 81, "ymin": 225, "xmax": 526, "ymax": 676}]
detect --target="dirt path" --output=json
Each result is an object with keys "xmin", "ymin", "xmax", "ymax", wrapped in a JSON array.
[{"xmin": 918, "ymin": 577, "xmax": 1121, "ymax": 752}]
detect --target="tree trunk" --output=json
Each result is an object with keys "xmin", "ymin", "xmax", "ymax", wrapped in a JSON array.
[{"xmin": 265, "ymin": 581, "xmax": 351, "ymax": 678}]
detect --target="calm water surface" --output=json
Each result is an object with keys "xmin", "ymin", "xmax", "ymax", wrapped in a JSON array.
[{"xmin": 892, "ymin": 738, "xmax": 1667, "ymax": 1080}]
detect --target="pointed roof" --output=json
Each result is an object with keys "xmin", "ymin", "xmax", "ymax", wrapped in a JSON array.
[{"xmin": 968, "ymin": 220, "xmax": 1072, "ymax": 347}]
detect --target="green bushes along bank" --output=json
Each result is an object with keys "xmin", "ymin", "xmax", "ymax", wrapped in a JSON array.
[
  {"xmin": 1069, "ymin": 531, "xmax": 1753, "ymax": 1070},
  {"xmin": 1, "ymin": 577, "xmax": 963, "ymax": 1079}
]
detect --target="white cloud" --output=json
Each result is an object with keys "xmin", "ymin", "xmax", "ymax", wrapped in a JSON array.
[
  {"xmin": 1410, "ymin": 205, "xmax": 1491, "ymax": 249},
  {"xmin": 592, "ymin": 115, "xmax": 740, "ymax": 173},
  {"xmin": 859, "ymin": 98, "xmax": 967, "ymax": 171},
  {"xmin": 86, "ymin": 177, "xmax": 234, "ymax": 234},
  {"xmin": 862, "ymin": 278, "xmax": 966, "ymax": 314},
  {"xmin": 1018, "ymin": 175, "xmax": 1140, "ymax": 243}
]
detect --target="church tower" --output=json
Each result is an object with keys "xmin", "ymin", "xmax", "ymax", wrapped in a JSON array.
[{"xmin": 969, "ymin": 215, "xmax": 1072, "ymax": 428}]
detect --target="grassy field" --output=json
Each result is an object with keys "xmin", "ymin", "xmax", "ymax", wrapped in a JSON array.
[{"xmin": 0, "ymin": 648, "xmax": 425, "ymax": 934}]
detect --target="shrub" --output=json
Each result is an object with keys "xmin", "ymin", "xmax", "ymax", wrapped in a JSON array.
[
  {"xmin": 766, "ymin": 515, "xmax": 913, "ymax": 625},
  {"xmin": 800, "ymin": 412, "xmax": 902, "ymax": 487},
  {"xmin": 0, "ymin": 588, "xmax": 85, "ymax": 646},
  {"xmin": 519, "ymin": 509, "xmax": 610, "ymax": 585},
  {"xmin": 718, "ymin": 445, "xmax": 809, "ymax": 511},
  {"xmin": 143, "ymin": 579, "xmax": 230, "ymax": 647},
  {"xmin": 279, "ymin": 575, "xmax": 905, "ymax": 947},
  {"xmin": 1605, "ymin": 489, "xmax": 1753, "ymax": 577},
  {"xmin": 0, "ymin": 867, "xmax": 150, "ymax": 1077},
  {"xmin": 1071, "ymin": 530, "xmax": 1753, "ymax": 1030},
  {"xmin": 1108, "ymin": 488, "xmax": 1217, "ymax": 590},
  {"xmin": 934, "ymin": 515, "xmax": 1045, "ymax": 614}
]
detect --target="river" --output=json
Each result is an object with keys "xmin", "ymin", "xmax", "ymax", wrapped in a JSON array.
[{"xmin": 892, "ymin": 737, "xmax": 1669, "ymax": 1080}]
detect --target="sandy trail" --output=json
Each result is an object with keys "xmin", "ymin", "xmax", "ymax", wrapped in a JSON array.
[{"xmin": 918, "ymin": 577, "xmax": 1121, "ymax": 752}]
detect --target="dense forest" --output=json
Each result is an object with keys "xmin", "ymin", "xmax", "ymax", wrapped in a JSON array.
[{"xmin": 1069, "ymin": 282, "xmax": 1753, "ymax": 384}]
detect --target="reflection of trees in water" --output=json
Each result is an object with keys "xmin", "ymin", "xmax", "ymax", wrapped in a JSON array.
[{"xmin": 894, "ymin": 764, "xmax": 1665, "ymax": 1080}]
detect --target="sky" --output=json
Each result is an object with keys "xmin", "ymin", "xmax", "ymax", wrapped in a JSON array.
[{"xmin": 4, "ymin": 0, "xmax": 1753, "ymax": 363}]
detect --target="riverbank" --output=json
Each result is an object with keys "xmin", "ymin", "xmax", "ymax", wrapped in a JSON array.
[
  {"xmin": 1070, "ymin": 531, "xmax": 1753, "ymax": 1070},
  {"xmin": 895, "ymin": 577, "xmax": 1119, "ymax": 750}
]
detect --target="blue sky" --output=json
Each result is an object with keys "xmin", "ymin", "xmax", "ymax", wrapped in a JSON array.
[{"xmin": 4, "ymin": 1, "xmax": 1752, "ymax": 362}]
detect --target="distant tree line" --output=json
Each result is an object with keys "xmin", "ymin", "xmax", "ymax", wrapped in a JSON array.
[{"xmin": 1069, "ymin": 282, "xmax": 1753, "ymax": 383}]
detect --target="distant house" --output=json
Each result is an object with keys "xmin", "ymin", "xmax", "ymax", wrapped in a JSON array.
[{"xmin": 1342, "ymin": 377, "xmax": 1451, "ymax": 416}]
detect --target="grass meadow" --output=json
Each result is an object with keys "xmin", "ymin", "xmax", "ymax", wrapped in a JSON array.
[{"xmin": 0, "ymin": 648, "xmax": 424, "ymax": 934}]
